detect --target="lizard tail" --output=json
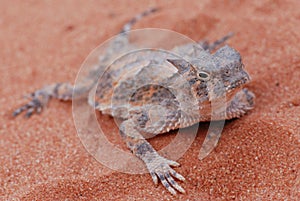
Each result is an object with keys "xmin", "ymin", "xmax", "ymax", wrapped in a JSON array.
[{"xmin": 120, "ymin": 7, "xmax": 158, "ymax": 34}]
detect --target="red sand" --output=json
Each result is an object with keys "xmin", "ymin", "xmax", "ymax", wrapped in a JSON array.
[{"xmin": 1, "ymin": 0, "xmax": 299, "ymax": 200}]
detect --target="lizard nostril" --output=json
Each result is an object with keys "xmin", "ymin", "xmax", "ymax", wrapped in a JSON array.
[{"xmin": 243, "ymin": 71, "xmax": 251, "ymax": 82}]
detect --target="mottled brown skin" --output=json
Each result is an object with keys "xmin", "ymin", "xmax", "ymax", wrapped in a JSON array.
[{"xmin": 13, "ymin": 9, "xmax": 255, "ymax": 195}]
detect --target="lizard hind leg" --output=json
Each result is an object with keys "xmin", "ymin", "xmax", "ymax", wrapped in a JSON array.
[
  {"xmin": 199, "ymin": 32, "xmax": 234, "ymax": 52},
  {"xmin": 119, "ymin": 119, "xmax": 186, "ymax": 195},
  {"xmin": 119, "ymin": 7, "xmax": 158, "ymax": 34},
  {"xmin": 13, "ymin": 82, "xmax": 74, "ymax": 118}
]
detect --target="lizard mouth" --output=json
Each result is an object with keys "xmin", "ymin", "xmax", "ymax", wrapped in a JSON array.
[{"xmin": 226, "ymin": 77, "xmax": 250, "ymax": 92}]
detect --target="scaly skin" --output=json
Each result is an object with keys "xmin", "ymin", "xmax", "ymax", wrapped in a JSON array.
[{"xmin": 13, "ymin": 8, "xmax": 255, "ymax": 195}]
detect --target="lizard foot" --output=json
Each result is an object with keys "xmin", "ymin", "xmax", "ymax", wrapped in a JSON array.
[
  {"xmin": 13, "ymin": 90, "xmax": 50, "ymax": 118},
  {"xmin": 146, "ymin": 154, "xmax": 186, "ymax": 195},
  {"xmin": 242, "ymin": 88, "xmax": 255, "ymax": 108}
]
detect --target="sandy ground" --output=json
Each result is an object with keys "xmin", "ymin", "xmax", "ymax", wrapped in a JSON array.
[{"xmin": 0, "ymin": 0, "xmax": 299, "ymax": 200}]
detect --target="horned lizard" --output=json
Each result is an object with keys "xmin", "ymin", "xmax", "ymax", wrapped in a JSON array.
[{"xmin": 13, "ymin": 8, "xmax": 255, "ymax": 195}]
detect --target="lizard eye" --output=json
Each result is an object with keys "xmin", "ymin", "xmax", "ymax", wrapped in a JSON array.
[
  {"xmin": 224, "ymin": 68, "xmax": 231, "ymax": 76},
  {"xmin": 198, "ymin": 71, "xmax": 210, "ymax": 80}
]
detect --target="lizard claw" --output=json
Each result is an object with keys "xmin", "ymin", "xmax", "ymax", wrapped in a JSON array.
[
  {"xmin": 13, "ymin": 91, "xmax": 49, "ymax": 118},
  {"xmin": 147, "ymin": 155, "xmax": 186, "ymax": 195}
]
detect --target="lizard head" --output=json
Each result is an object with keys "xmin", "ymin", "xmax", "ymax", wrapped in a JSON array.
[{"xmin": 167, "ymin": 45, "xmax": 251, "ymax": 101}]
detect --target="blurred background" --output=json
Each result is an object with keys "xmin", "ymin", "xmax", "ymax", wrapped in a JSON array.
[{"xmin": 0, "ymin": 0, "xmax": 299, "ymax": 200}]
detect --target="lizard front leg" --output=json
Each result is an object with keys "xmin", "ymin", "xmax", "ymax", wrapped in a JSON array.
[
  {"xmin": 226, "ymin": 88, "xmax": 255, "ymax": 119},
  {"xmin": 119, "ymin": 118, "xmax": 185, "ymax": 195},
  {"xmin": 199, "ymin": 88, "xmax": 255, "ymax": 159}
]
